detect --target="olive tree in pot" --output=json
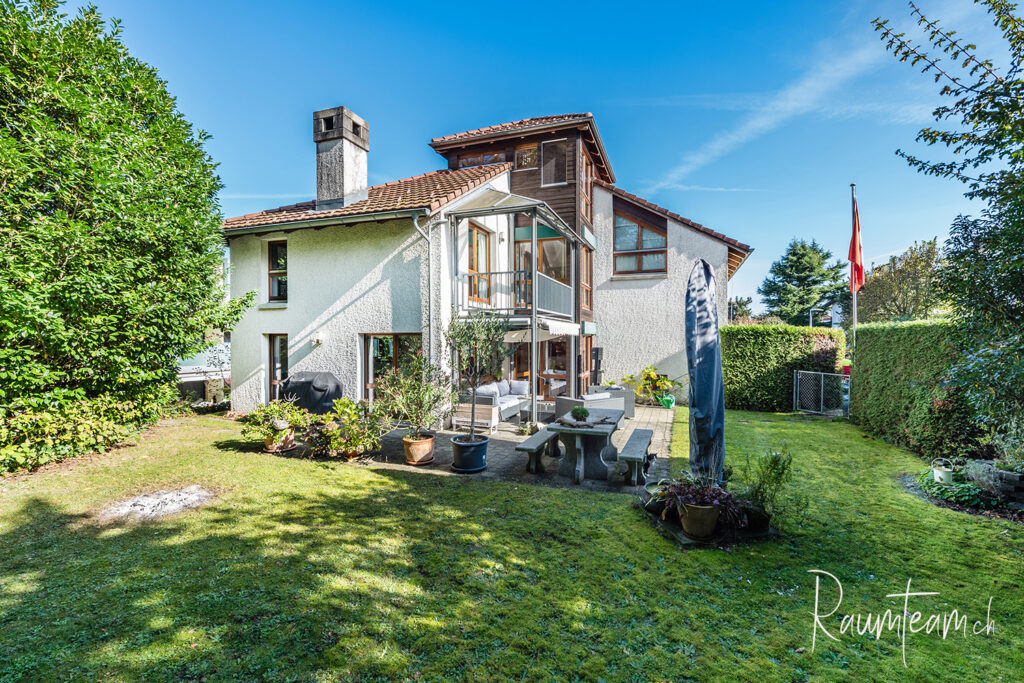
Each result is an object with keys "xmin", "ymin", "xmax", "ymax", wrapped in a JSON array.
[
  {"xmin": 445, "ymin": 310, "xmax": 513, "ymax": 473},
  {"xmin": 374, "ymin": 354, "xmax": 457, "ymax": 466}
]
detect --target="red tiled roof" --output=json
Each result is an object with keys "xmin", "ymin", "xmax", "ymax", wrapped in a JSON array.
[
  {"xmin": 594, "ymin": 179, "xmax": 751, "ymax": 253},
  {"xmin": 430, "ymin": 114, "xmax": 593, "ymax": 146},
  {"xmin": 222, "ymin": 163, "xmax": 511, "ymax": 232}
]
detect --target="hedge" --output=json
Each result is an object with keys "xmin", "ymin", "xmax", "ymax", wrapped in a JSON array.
[
  {"xmin": 849, "ymin": 320, "xmax": 985, "ymax": 460},
  {"xmin": 720, "ymin": 325, "xmax": 845, "ymax": 411}
]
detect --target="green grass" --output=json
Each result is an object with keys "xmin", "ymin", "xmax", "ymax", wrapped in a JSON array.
[{"xmin": 0, "ymin": 411, "xmax": 1021, "ymax": 681}]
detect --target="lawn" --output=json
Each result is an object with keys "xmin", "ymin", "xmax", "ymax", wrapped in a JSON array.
[{"xmin": 0, "ymin": 410, "xmax": 1021, "ymax": 682}]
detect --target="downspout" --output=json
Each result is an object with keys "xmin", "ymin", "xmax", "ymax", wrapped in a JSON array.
[{"xmin": 410, "ymin": 211, "xmax": 433, "ymax": 365}]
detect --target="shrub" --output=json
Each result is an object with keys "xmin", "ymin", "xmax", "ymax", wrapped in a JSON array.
[
  {"xmin": 318, "ymin": 398, "xmax": 389, "ymax": 457},
  {"xmin": 241, "ymin": 400, "xmax": 314, "ymax": 444},
  {"xmin": 917, "ymin": 469, "xmax": 998, "ymax": 509},
  {"xmin": 372, "ymin": 355, "xmax": 457, "ymax": 439},
  {"xmin": 850, "ymin": 320, "xmax": 985, "ymax": 459},
  {"xmin": 720, "ymin": 324, "xmax": 845, "ymax": 411},
  {"xmin": 0, "ymin": 384, "xmax": 180, "ymax": 473},
  {"xmin": 992, "ymin": 417, "xmax": 1024, "ymax": 473}
]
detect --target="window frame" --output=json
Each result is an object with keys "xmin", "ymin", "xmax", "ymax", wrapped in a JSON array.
[
  {"xmin": 612, "ymin": 212, "xmax": 668, "ymax": 275},
  {"xmin": 268, "ymin": 334, "xmax": 288, "ymax": 401},
  {"xmin": 581, "ymin": 247, "xmax": 593, "ymax": 310},
  {"xmin": 467, "ymin": 222, "xmax": 492, "ymax": 303},
  {"xmin": 515, "ymin": 237, "xmax": 569, "ymax": 283},
  {"xmin": 580, "ymin": 148, "xmax": 595, "ymax": 224},
  {"xmin": 514, "ymin": 143, "xmax": 538, "ymax": 171},
  {"xmin": 540, "ymin": 138, "xmax": 568, "ymax": 187},
  {"xmin": 458, "ymin": 150, "xmax": 507, "ymax": 168},
  {"xmin": 363, "ymin": 333, "xmax": 423, "ymax": 400},
  {"xmin": 267, "ymin": 240, "xmax": 288, "ymax": 302}
]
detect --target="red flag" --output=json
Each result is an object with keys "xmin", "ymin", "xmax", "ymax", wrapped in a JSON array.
[{"xmin": 849, "ymin": 186, "xmax": 864, "ymax": 293}]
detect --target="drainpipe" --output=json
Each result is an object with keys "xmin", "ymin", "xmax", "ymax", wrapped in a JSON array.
[{"xmin": 410, "ymin": 211, "xmax": 433, "ymax": 364}]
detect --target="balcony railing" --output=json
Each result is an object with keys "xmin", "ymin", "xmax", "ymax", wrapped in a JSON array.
[{"xmin": 458, "ymin": 270, "xmax": 572, "ymax": 319}]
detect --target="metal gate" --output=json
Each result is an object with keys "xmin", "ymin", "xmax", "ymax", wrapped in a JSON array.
[{"xmin": 793, "ymin": 371, "xmax": 848, "ymax": 417}]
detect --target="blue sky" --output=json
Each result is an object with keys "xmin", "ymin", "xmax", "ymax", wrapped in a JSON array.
[{"xmin": 70, "ymin": 0, "xmax": 996, "ymax": 311}]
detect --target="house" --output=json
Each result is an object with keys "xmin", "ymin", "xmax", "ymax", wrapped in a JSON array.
[{"xmin": 223, "ymin": 107, "xmax": 751, "ymax": 420}]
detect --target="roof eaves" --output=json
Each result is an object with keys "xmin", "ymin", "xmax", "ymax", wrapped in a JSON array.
[{"xmin": 594, "ymin": 179, "xmax": 750, "ymax": 253}]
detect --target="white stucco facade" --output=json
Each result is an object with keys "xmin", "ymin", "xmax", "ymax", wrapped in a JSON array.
[
  {"xmin": 228, "ymin": 174, "xmax": 511, "ymax": 413},
  {"xmin": 590, "ymin": 185, "xmax": 730, "ymax": 400}
]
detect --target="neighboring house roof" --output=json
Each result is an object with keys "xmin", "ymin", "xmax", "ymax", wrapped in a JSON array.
[
  {"xmin": 595, "ymin": 179, "xmax": 752, "ymax": 277},
  {"xmin": 222, "ymin": 163, "xmax": 511, "ymax": 233},
  {"xmin": 429, "ymin": 113, "xmax": 615, "ymax": 183}
]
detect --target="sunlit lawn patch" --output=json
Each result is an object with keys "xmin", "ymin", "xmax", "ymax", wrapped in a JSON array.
[{"xmin": 0, "ymin": 411, "xmax": 1021, "ymax": 681}]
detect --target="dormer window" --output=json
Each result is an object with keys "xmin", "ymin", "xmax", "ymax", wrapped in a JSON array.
[
  {"xmin": 268, "ymin": 240, "xmax": 288, "ymax": 301},
  {"xmin": 458, "ymin": 150, "xmax": 506, "ymax": 168}
]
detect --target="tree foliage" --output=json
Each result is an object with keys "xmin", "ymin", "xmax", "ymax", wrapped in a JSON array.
[
  {"xmin": 855, "ymin": 238, "xmax": 944, "ymax": 322},
  {"xmin": 444, "ymin": 311, "xmax": 513, "ymax": 439},
  {"xmin": 875, "ymin": 1, "xmax": 1024, "ymax": 429},
  {"xmin": 757, "ymin": 239, "xmax": 846, "ymax": 325},
  {"xmin": 0, "ymin": 0, "xmax": 251, "ymax": 413},
  {"xmin": 728, "ymin": 296, "xmax": 753, "ymax": 321}
]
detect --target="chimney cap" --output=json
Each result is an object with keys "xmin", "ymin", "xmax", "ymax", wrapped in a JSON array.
[{"xmin": 313, "ymin": 106, "xmax": 369, "ymax": 151}]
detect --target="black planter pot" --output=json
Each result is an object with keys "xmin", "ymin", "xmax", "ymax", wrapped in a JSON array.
[{"xmin": 451, "ymin": 435, "xmax": 489, "ymax": 473}]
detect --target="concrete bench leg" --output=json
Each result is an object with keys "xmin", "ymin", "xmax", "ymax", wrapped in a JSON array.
[{"xmin": 526, "ymin": 451, "xmax": 544, "ymax": 474}]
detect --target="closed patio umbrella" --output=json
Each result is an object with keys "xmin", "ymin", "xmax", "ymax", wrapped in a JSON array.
[{"xmin": 685, "ymin": 259, "xmax": 725, "ymax": 483}]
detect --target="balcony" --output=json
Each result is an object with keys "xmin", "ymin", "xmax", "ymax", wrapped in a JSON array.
[{"xmin": 458, "ymin": 270, "xmax": 573, "ymax": 319}]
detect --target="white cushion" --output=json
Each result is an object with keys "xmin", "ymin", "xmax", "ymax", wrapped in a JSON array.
[
  {"xmin": 476, "ymin": 382, "xmax": 499, "ymax": 398},
  {"xmin": 496, "ymin": 395, "xmax": 521, "ymax": 408},
  {"xmin": 584, "ymin": 392, "xmax": 610, "ymax": 401},
  {"xmin": 497, "ymin": 379, "xmax": 510, "ymax": 396},
  {"xmin": 509, "ymin": 380, "xmax": 529, "ymax": 396}
]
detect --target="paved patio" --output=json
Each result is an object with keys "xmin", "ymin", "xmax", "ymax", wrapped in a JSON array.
[{"xmin": 355, "ymin": 405, "xmax": 676, "ymax": 493}]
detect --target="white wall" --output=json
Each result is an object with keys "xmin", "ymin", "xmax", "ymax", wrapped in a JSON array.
[
  {"xmin": 229, "ymin": 173, "xmax": 511, "ymax": 413},
  {"xmin": 591, "ymin": 185, "xmax": 730, "ymax": 401}
]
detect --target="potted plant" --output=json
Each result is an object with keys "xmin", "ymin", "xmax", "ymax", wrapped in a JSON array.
[
  {"xmin": 662, "ymin": 475, "xmax": 744, "ymax": 541},
  {"xmin": 735, "ymin": 446, "xmax": 795, "ymax": 531},
  {"xmin": 641, "ymin": 479, "xmax": 671, "ymax": 516},
  {"xmin": 570, "ymin": 405, "xmax": 590, "ymax": 422},
  {"xmin": 620, "ymin": 366, "xmax": 680, "ymax": 407},
  {"xmin": 374, "ymin": 354, "xmax": 457, "ymax": 465},
  {"xmin": 445, "ymin": 310, "xmax": 513, "ymax": 473},
  {"xmin": 241, "ymin": 399, "xmax": 313, "ymax": 453},
  {"xmin": 330, "ymin": 397, "xmax": 389, "ymax": 459}
]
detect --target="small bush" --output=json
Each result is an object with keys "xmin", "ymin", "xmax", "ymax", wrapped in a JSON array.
[
  {"xmin": 917, "ymin": 469, "xmax": 999, "ymax": 509},
  {"xmin": 720, "ymin": 324, "xmax": 845, "ymax": 411},
  {"xmin": 241, "ymin": 400, "xmax": 314, "ymax": 444},
  {"xmin": 850, "ymin": 320, "xmax": 985, "ymax": 460},
  {"xmin": 992, "ymin": 417, "xmax": 1024, "ymax": 473},
  {"xmin": 0, "ymin": 384, "xmax": 180, "ymax": 473}
]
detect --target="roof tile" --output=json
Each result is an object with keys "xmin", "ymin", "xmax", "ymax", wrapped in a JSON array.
[
  {"xmin": 430, "ymin": 114, "xmax": 592, "ymax": 146},
  {"xmin": 222, "ymin": 163, "xmax": 511, "ymax": 232}
]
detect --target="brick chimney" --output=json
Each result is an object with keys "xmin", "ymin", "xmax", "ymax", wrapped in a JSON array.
[{"xmin": 313, "ymin": 106, "xmax": 369, "ymax": 210}]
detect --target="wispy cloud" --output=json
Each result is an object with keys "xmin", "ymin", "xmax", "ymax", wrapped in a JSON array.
[
  {"xmin": 619, "ymin": 93, "xmax": 935, "ymax": 126},
  {"xmin": 220, "ymin": 193, "xmax": 312, "ymax": 200},
  {"xmin": 642, "ymin": 42, "xmax": 884, "ymax": 195},
  {"xmin": 641, "ymin": 0, "xmax": 977, "ymax": 196},
  {"xmin": 664, "ymin": 184, "xmax": 767, "ymax": 193}
]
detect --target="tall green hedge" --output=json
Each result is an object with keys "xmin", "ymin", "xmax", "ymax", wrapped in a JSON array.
[
  {"xmin": 850, "ymin": 320, "xmax": 984, "ymax": 459},
  {"xmin": 720, "ymin": 325, "xmax": 845, "ymax": 411}
]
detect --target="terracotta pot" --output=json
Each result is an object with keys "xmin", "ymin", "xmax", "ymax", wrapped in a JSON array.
[
  {"xmin": 403, "ymin": 432, "xmax": 436, "ymax": 466},
  {"xmin": 678, "ymin": 503, "xmax": 721, "ymax": 541},
  {"xmin": 264, "ymin": 427, "xmax": 296, "ymax": 453}
]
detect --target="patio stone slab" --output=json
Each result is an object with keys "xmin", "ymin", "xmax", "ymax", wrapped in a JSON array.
[{"xmin": 354, "ymin": 405, "xmax": 676, "ymax": 494}]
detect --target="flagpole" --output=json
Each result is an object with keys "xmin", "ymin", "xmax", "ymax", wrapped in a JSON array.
[{"xmin": 850, "ymin": 183, "xmax": 858, "ymax": 353}]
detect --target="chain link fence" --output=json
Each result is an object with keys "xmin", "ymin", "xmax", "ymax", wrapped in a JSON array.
[{"xmin": 793, "ymin": 371, "xmax": 848, "ymax": 417}]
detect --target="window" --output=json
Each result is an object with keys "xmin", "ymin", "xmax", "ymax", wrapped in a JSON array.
[
  {"xmin": 541, "ymin": 139, "xmax": 566, "ymax": 185},
  {"xmin": 268, "ymin": 334, "xmax": 288, "ymax": 400},
  {"xmin": 467, "ymin": 223, "xmax": 491, "ymax": 303},
  {"xmin": 580, "ymin": 149, "xmax": 595, "ymax": 224},
  {"xmin": 581, "ymin": 247, "xmax": 593, "ymax": 310},
  {"xmin": 580, "ymin": 335, "xmax": 593, "ymax": 393},
  {"xmin": 458, "ymin": 150, "xmax": 506, "ymax": 168},
  {"xmin": 363, "ymin": 333, "xmax": 422, "ymax": 400},
  {"xmin": 613, "ymin": 212, "xmax": 667, "ymax": 274},
  {"xmin": 515, "ymin": 238, "xmax": 568, "ymax": 282},
  {"xmin": 267, "ymin": 240, "xmax": 288, "ymax": 301},
  {"xmin": 515, "ymin": 143, "xmax": 538, "ymax": 170}
]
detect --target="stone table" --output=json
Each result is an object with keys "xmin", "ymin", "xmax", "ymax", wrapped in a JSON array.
[{"xmin": 548, "ymin": 408, "xmax": 625, "ymax": 484}]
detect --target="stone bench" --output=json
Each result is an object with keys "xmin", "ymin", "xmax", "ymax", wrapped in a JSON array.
[
  {"xmin": 515, "ymin": 428, "xmax": 561, "ymax": 474},
  {"xmin": 618, "ymin": 429, "xmax": 654, "ymax": 485}
]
